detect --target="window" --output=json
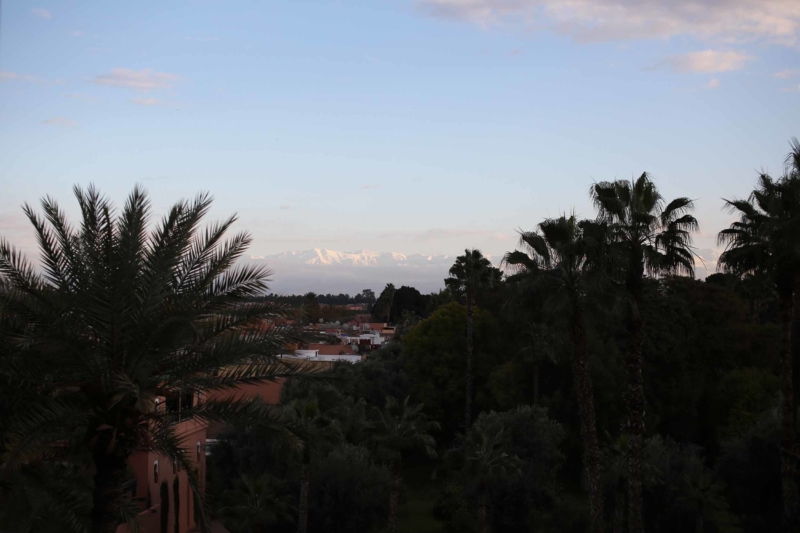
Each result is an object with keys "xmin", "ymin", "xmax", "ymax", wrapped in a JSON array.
[{"xmin": 153, "ymin": 461, "xmax": 159, "ymax": 483}]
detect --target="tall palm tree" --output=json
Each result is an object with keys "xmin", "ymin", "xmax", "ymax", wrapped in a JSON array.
[
  {"xmin": 718, "ymin": 159, "xmax": 800, "ymax": 529},
  {"xmin": 451, "ymin": 422, "xmax": 522, "ymax": 533},
  {"xmin": 590, "ymin": 173, "xmax": 698, "ymax": 533},
  {"xmin": 372, "ymin": 395, "xmax": 439, "ymax": 533},
  {"xmin": 287, "ymin": 397, "xmax": 341, "ymax": 533},
  {"xmin": 445, "ymin": 249, "xmax": 494, "ymax": 429},
  {"xmin": 503, "ymin": 215, "xmax": 609, "ymax": 533},
  {"xmin": 0, "ymin": 186, "xmax": 311, "ymax": 533}
]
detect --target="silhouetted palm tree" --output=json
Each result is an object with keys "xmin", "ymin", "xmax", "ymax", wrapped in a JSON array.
[
  {"xmin": 504, "ymin": 215, "xmax": 609, "ymax": 533},
  {"xmin": 718, "ymin": 150, "xmax": 800, "ymax": 528},
  {"xmin": 372, "ymin": 396, "xmax": 439, "ymax": 533},
  {"xmin": 0, "ymin": 186, "xmax": 310, "ymax": 533},
  {"xmin": 590, "ymin": 174, "xmax": 697, "ymax": 533},
  {"xmin": 445, "ymin": 249, "xmax": 494, "ymax": 429}
]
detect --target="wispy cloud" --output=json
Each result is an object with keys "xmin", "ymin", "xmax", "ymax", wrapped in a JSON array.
[
  {"xmin": 131, "ymin": 97, "xmax": 165, "ymax": 106},
  {"xmin": 775, "ymin": 68, "xmax": 800, "ymax": 79},
  {"xmin": 0, "ymin": 71, "xmax": 62, "ymax": 85},
  {"xmin": 654, "ymin": 50, "xmax": 753, "ymax": 73},
  {"xmin": 781, "ymin": 83, "xmax": 800, "ymax": 93},
  {"xmin": 41, "ymin": 117, "xmax": 76, "ymax": 127},
  {"xmin": 361, "ymin": 184, "xmax": 381, "ymax": 190},
  {"xmin": 416, "ymin": 0, "xmax": 800, "ymax": 46},
  {"xmin": 31, "ymin": 8, "xmax": 51, "ymax": 19},
  {"xmin": 64, "ymin": 93, "xmax": 98, "ymax": 101},
  {"xmin": 379, "ymin": 228, "xmax": 512, "ymax": 242},
  {"xmin": 93, "ymin": 68, "xmax": 180, "ymax": 91},
  {"xmin": 704, "ymin": 78, "xmax": 721, "ymax": 90}
]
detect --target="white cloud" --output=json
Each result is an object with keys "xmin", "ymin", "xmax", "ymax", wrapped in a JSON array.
[
  {"xmin": 31, "ymin": 8, "xmax": 51, "ymax": 19},
  {"xmin": 415, "ymin": 0, "xmax": 800, "ymax": 46},
  {"xmin": 41, "ymin": 117, "xmax": 76, "ymax": 127},
  {"xmin": 704, "ymin": 78, "xmax": 721, "ymax": 90},
  {"xmin": 775, "ymin": 68, "xmax": 800, "ymax": 78},
  {"xmin": 93, "ymin": 68, "xmax": 180, "ymax": 91},
  {"xmin": 781, "ymin": 83, "xmax": 800, "ymax": 93},
  {"xmin": 656, "ymin": 50, "xmax": 753, "ymax": 73},
  {"xmin": 0, "ymin": 71, "xmax": 61, "ymax": 84},
  {"xmin": 131, "ymin": 97, "xmax": 164, "ymax": 106}
]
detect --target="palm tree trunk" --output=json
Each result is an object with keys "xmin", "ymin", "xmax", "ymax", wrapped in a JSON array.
[
  {"xmin": 465, "ymin": 298, "xmax": 474, "ymax": 430},
  {"xmin": 388, "ymin": 461, "xmax": 401, "ymax": 533},
  {"xmin": 780, "ymin": 287, "xmax": 799, "ymax": 531},
  {"xmin": 532, "ymin": 362, "xmax": 540, "ymax": 405},
  {"xmin": 626, "ymin": 312, "xmax": 645, "ymax": 533},
  {"xmin": 613, "ymin": 485, "xmax": 625, "ymax": 533},
  {"xmin": 91, "ymin": 449, "xmax": 128, "ymax": 533},
  {"xmin": 571, "ymin": 305, "xmax": 605, "ymax": 533},
  {"xmin": 477, "ymin": 488, "xmax": 489, "ymax": 533},
  {"xmin": 298, "ymin": 462, "xmax": 310, "ymax": 533}
]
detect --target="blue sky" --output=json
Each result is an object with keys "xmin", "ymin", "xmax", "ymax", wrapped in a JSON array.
[{"xmin": 1, "ymin": 0, "xmax": 799, "ymax": 278}]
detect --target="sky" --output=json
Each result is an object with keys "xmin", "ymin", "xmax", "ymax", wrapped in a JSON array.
[{"xmin": 1, "ymin": 0, "xmax": 800, "ymax": 281}]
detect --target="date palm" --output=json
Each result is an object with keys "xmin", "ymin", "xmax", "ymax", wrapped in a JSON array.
[
  {"xmin": 590, "ymin": 174, "xmax": 697, "ymax": 533},
  {"xmin": 0, "ymin": 186, "xmax": 311, "ymax": 533},
  {"xmin": 503, "ymin": 215, "xmax": 609, "ymax": 533},
  {"xmin": 445, "ymin": 249, "xmax": 494, "ymax": 429},
  {"xmin": 718, "ymin": 154, "xmax": 800, "ymax": 529},
  {"xmin": 372, "ymin": 395, "xmax": 439, "ymax": 533}
]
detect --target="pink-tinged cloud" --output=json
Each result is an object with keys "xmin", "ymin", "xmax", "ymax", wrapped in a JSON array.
[
  {"xmin": 416, "ymin": 0, "xmax": 800, "ymax": 46},
  {"xmin": 657, "ymin": 50, "xmax": 753, "ymax": 73},
  {"xmin": 31, "ymin": 8, "xmax": 51, "ymax": 19},
  {"xmin": 704, "ymin": 78, "xmax": 721, "ymax": 90},
  {"xmin": 131, "ymin": 97, "xmax": 164, "ymax": 106},
  {"xmin": 775, "ymin": 69, "xmax": 800, "ymax": 79},
  {"xmin": 93, "ymin": 68, "xmax": 180, "ymax": 91},
  {"xmin": 0, "ymin": 71, "xmax": 60, "ymax": 84},
  {"xmin": 41, "ymin": 117, "xmax": 76, "ymax": 127}
]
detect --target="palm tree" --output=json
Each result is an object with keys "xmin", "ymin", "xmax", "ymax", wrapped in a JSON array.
[
  {"xmin": 0, "ymin": 186, "xmax": 312, "ymax": 533},
  {"xmin": 718, "ymin": 159, "xmax": 800, "ymax": 528},
  {"xmin": 452, "ymin": 422, "xmax": 522, "ymax": 533},
  {"xmin": 217, "ymin": 475, "xmax": 296, "ymax": 533},
  {"xmin": 503, "ymin": 215, "xmax": 609, "ymax": 533},
  {"xmin": 445, "ymin": 249, "xmax": 494, "ymax": 429},
  {"xmin": 590, "ymin": 174, "xmax": 698, "ymax": 533},
  {"xmin": 287, "ymin": 396, "xmax": 342, "ymax": 533},
  {"xmin": 677, "ymin": 458, "xmax": 729, "ymax": 533},
  {"xmin": 372, "ymin": 395, "xmax": 439, "ymax": 533}
]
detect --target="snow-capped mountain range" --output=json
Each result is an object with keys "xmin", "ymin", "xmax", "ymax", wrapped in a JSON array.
[
  {"xmin": 251, "ymin": 248, "xmax": 458, "ymax": 267},
  {"xmin": 246, "ymin": 248, "xmax": 486, "ymax": 294}
]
